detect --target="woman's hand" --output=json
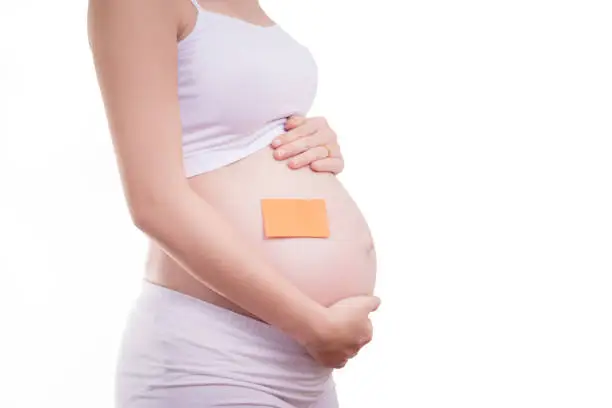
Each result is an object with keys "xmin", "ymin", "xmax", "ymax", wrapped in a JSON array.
[
  {"xmin": 301, "ymin": 295, "xmax": 380, "ymax": 369},
  {"xmin": 270, "ymin": 115, "xmax": 344, "ymax": 174}
]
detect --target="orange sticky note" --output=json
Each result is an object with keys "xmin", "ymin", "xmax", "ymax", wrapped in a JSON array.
[{"xmin": 261, "ymin": 198, "xmax": 330, "ymax": 238}]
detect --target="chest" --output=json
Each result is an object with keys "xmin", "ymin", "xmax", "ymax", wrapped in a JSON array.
[{"xmin": 177, "ymin": 22, "xmax": 318, "ymax": 129}]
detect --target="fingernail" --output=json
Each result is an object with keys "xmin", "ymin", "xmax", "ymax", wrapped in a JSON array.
[
  {"xmin": 276, "ymin": 149, "xmax": 285, "ymax": 158},
  {"xmin": 290, "ymin": 159, "xmax": 300, "ymax": 167},
  {"xmin": 271, "ymin": 139, "xmax": 281, "ymax": 147}
]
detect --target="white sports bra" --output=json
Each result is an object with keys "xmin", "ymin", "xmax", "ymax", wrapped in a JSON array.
[{"xmin": 178, "ymin": 0, "xmax": 319, "ymax": 177}]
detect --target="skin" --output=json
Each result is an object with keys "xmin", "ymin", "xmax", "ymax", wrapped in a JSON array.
[
  {"xmin": 274, "ymin": 115, "xmax": 344, "ymax": 174},
  {"xmin": 87, "ymin": 0, "xmax": 378, "ymax": 368}
]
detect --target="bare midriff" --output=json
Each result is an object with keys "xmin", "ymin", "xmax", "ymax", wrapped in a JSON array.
[{"xmin": 145, "ymin": 145, "xmax": 377, "ymax": 320}]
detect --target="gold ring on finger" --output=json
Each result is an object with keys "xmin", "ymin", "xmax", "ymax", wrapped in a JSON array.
[{"xmin": 323, "ymin": 144, "xmax": 334, "ymax": 158}]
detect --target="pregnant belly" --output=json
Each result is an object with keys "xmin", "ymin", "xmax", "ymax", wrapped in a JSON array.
[{"xmin": 147, "ymin": 145, "xmax": 377, "ymax": 310}]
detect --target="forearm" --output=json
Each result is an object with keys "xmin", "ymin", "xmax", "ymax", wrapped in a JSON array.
[
  {"xmin": 89, "ymin": 0, "xmax": 327, "ymax": 345},
  {"xmin": 133, "ymin": 187, "xmax": 326, "ymax": 343}
]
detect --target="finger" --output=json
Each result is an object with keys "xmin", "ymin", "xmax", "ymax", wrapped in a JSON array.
[
  {"xmin": 359, "ymin": 325, "xmax": 373, "ymax": 348},
  {"xmin": 287, "ymin": 145, "xmax": 331, "ymax": 169},
  {"xmin": 335, "ymin": 360, "xmax": 347, "ymax": 369},
  {"xmin": 284, "ymin": 115, "xmax": 307, "ymax": 131},
  {"xmin": 321, "ymin": 357, "xmax": 347, "ymax": 369},
  {"xmin": 358, "ymin": 338, "xmax": 371, "ymax": 349},
  {"xmin": 274, "ymin": 135, "xmax": 318, "ymax": 160},
  {"xmin": 310, "ymin": 157, "xmax": 344, "ymax": 174},
  {"xmin": 353, "ymin": 295, "xmax": 381, "ymax": 313},
  {"xmin": 277, "ymin": 131, "xmax": 339, "ymax": 161},
  {"xmin": 336, "ymin": 354, "xmax": 351, "ymax": 368},
  {"xmin": 271, "ymin": 121, "xmax": 317, "ymax": 149},
  {"xmin": 369, "ymin": 296, "xmax": 381, "ymax": 311},
  {"xmin": 287, "ymin": 115, "xmax": 327, "ymax": 131}
]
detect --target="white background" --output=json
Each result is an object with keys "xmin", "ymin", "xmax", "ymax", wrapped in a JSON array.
[{"xmin": 1, "ymin": 1, "xmax": 611, "ymax": 407}]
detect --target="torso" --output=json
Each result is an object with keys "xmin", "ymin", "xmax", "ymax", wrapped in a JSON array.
[
  {"xmin": 146, "ymin": 145, "xmax": 377, "ymax": 319},
  {"xmin": 146, "ymin": 0, "xmax": 377, "ymax": 319}
]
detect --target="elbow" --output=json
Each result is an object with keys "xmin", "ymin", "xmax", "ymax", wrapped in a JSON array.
[
  {"xmin": 130, "ymin": 204, "xmax": 156, "ymax": 233},
  {"xmin": 120, "ymin": 169, "xmax": 191, "ymax": 235},
  {"xmin": 124, "ymin": 180, "xmax": 192, "ymax": 235},
  {"xmin": 127, "ymin": 192, "xmax": 174, "ymax": 235}
]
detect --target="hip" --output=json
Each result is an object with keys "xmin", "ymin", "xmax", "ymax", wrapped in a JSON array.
[{"xmin": 115, "ymin": 280, "xmax": 336, "ymax": 408}]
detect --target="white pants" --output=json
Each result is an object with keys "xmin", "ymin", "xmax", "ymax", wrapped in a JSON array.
[{"xmin": 115, "ymin": 281, "xmax": 339, "ymax": 408}]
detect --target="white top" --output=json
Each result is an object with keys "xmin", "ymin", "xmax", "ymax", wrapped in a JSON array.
[{"xmin": 178, "ymin": 1, "xmax": 319, "ymax": 177}]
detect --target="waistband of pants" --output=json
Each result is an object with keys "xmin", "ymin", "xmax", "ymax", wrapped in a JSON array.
[{"xmin": 137, "ymin": 279, "xmax": 307, "ymax": 354}]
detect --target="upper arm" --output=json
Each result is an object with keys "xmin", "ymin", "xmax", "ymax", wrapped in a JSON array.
[{"xmin": 88, "ymin": 0, "xmax": 186, "ymax": 218}]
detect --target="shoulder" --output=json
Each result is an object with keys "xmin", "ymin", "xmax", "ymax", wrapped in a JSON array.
[{"xmin": 88, "ymin": 0, "xmax": 182, "ymax": 44}]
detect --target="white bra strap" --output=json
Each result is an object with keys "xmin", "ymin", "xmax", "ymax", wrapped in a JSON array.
[{"xmin": 189, "ymin": 0, "xmax": 202, "ymax": 12}]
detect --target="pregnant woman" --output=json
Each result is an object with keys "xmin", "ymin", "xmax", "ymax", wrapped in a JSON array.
[{"xmin": 88, "ymin": 0, "xmax": 379, "ymax": 407}]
